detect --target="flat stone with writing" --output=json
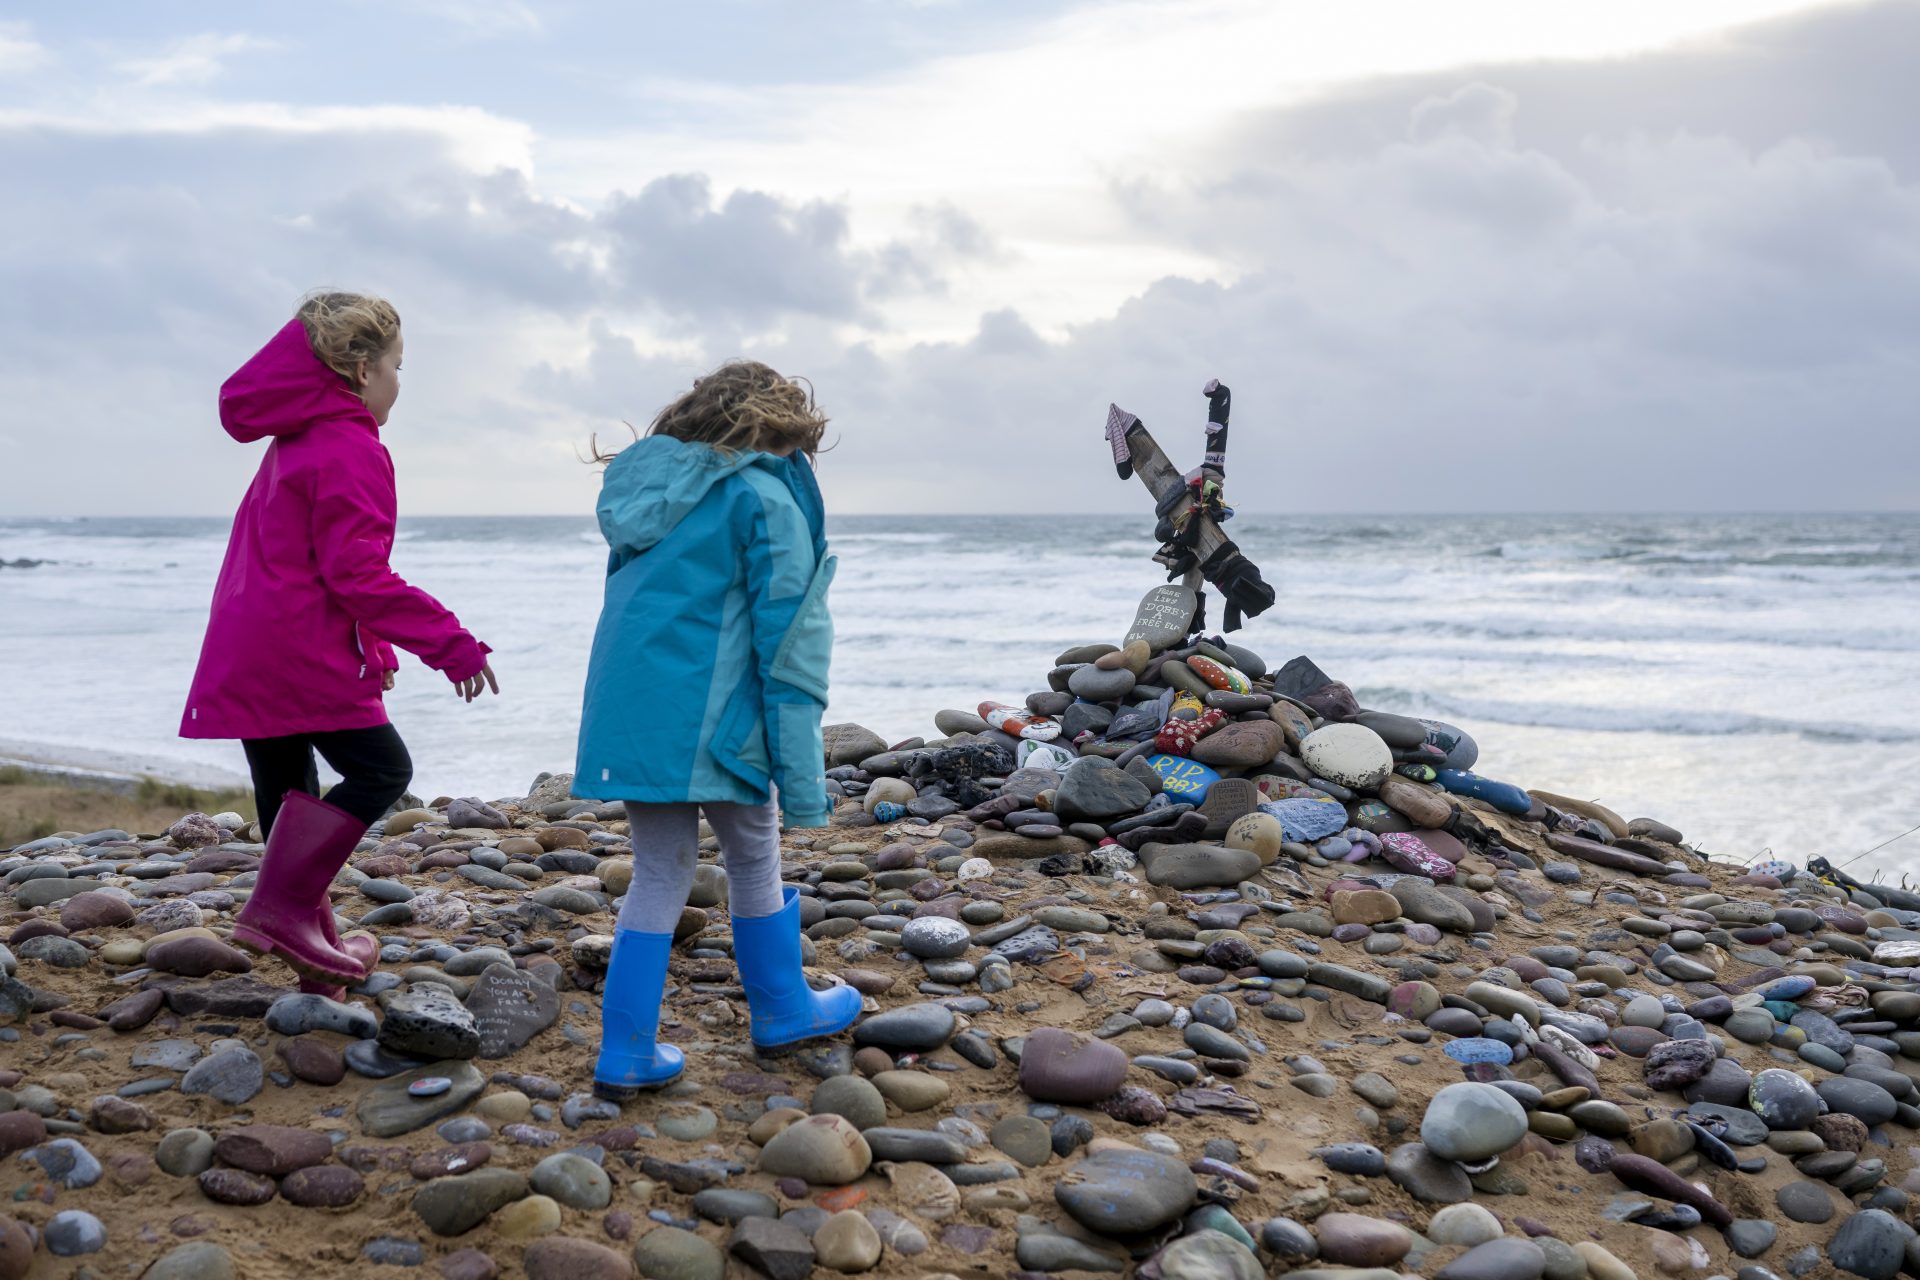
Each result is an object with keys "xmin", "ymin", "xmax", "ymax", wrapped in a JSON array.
[
  {"xmin": 1124, "ymin": 585, "xmax": 1198, "ymax": 651},
  {"xmin": 465, "ymin": 963, "xmax": 560, "ymax": 1059}
]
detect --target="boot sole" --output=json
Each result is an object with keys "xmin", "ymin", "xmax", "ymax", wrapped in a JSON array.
[
  {"xmin": 231, "ymin": 928, "xmax": 364, "ymax": 986},
  {"xmin": 592, "ymin": 1072, "xmax": 681, "ymax": 1101},
  {"xmin": 750, "ymin": 1005, "xmax": 863, "ymax": 1052}
]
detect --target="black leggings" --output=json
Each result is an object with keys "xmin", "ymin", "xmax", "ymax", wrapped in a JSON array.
[{"xmin": 242, "ymin": 724, "xmax": 414, "ymax": 837}]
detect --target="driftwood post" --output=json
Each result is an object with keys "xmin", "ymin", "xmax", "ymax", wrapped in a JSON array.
[{"xmin": 1105, "ymin": 381, "xmax": 1275, "ymax": 644}]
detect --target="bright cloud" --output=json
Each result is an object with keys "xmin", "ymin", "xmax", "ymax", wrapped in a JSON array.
[
  {"xmin": 0, "ymin": 0, "xmax": 1913, "ymax": 518},
  {"xmin": 115, "ymin": 32, "xmax": 277, "ymax": 88},
  {"xmin": 0, "ymin": 22, "xmax": 47, "ymax": 75}
]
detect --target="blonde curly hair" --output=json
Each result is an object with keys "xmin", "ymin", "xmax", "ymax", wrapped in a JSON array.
[
  {"xmin": 297, "ymin": 290, "xmax": 400, "ymax": 381},
  {"xmin": 590, "ymin": 360, "xmax": 828, "ymax": 464}
]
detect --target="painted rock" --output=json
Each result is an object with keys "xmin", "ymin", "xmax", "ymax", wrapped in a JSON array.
[
  {"xmin": 1018, "ymin": 741, "xmax": 1077, "ymax": 771},
  {"xmin": 871, "ymin": 802, "xmax": 907, "ymax": 823},
  {"xmin": 1300, "ymin": 724, "xmax": 1392, "ymax": 791},
  {"xmin": 1380, "ymin": 832, "xmax": 1456, "ymax": 881},
  {"xmin": 1352, "ymin": 801, "xmax": 1414, "ymax": 836},
  {"xmin": 1751, "ymin": 859, "xmax": 1795, "ymax": 881},
  {"xmin": 1124, "ymin": 584, "xmax": 1199, "ymax": 652},
  {"xmin": 978, "ymin": 703, "xmax": 1061, "ymax": 742},
  {"xmin": 1186, "ymin": 656, "xmax": 1250, "ymax": 695},
  {"xmin": 1146, "ymin": 755, "xmax": 1220, "ymax": 801},
  {"xmin": 1256, "ymin": 777, "xmax": 1332, "ymax": 802},
  {"xmin": 1259, "ymin": 797, "xmax": 1347, "ymax": 843},
  {"xmin": 1435, "ymin": 770, "xmax": 1532, "ymax": 815},
  {"xmin": 1444, "ymin": 1038, "xmax": 1515, "ymax": 1066},
  {"xmin": 1418, "ymin": 719, "xmax": 1479, "ymax": 771},
  {"xmin": 1754, "ymin": 976, "xmax": 1816, "ymax": 1003},
  {"xmin": 1224, "ymin": 813, "xmax": 1285, "ymax": 864}
]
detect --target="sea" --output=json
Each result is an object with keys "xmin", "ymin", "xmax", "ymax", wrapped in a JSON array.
[{"xmin": 3, "ymin": 514, "xmax": 1917, "ymax": 875}]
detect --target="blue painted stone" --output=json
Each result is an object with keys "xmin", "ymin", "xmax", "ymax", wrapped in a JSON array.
[
  {"xmin": 408, "ymin": 1076, "xmax": 453, "ymax": 1098},
  {"xmin": 1751, "ymin": 859, "xmax": 1796, "ymax": 881},
  {"xmin": 1756, "ymin": 976, "xmax": 1816, "ymax": 1002},
  {"xmin": 1435, "ymin": 770, "xmax": 1531, "ymax": 815},
  {"xmin": 1260, "ymin": 797, "xmax": 1347, "ymax": 842},
  {"xmin": 1444, "ymin": 1037, "xmax": 1515, "ymax": 1066},
  {"xmin": 1761, "ymin": 1000, "xmax": 1800, "ymax": 1023},
  {"xmin": 871, "ymin": 801, "xmax": 907, "ymax": 823},
  {"xmin": 1147, "ymin": 755, "xmax": 1221, "ymax": 801}
]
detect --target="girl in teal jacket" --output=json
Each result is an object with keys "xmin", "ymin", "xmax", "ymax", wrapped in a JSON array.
[{"xmin": 578, "ymin": 362, "xmax": 860, "ymax": 1097}]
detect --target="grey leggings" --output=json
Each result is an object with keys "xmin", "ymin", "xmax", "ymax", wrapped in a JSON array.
[{"xmin": 616, "ymin": 799, "xmax": 786, "ymax": 934}]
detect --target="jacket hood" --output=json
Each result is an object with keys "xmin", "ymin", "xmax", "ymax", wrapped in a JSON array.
[
  {"xmin": 218, "ymin": 318, "xmax": 375, "ymax": 444},
  {"xmin": 598, "ymin": 435, "xmax": 800, "ymax": 555}
]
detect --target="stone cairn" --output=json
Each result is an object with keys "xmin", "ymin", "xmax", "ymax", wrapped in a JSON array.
[{"xmin": 4, "ymin": 630, "xmax": 1920, "ymax": 1280}]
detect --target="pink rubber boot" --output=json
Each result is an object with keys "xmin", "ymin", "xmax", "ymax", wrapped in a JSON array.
[
  {"xmin": 232, "ymin": 790, "xmax": 369, "ymax": 984},
  {"xmin": 297, "ymin": 919, "xmax": 378, "ymax": 1000}
]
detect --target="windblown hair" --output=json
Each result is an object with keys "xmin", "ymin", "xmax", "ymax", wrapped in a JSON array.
[
  {"xmin": 589, "ymin": 360, "xmax": 828, "ymax": 464},
  {"xmin": 297, "ymin": 290, "xmax": 401, "ymax": 382}
]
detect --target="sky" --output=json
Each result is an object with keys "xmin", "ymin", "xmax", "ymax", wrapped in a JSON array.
[{"xmin": 2, "ymin": 0, "xmax": 1915, "ymax": 516}]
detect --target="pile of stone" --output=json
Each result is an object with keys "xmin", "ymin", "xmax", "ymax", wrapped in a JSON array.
[{"xmin": 3, "ymin": 626, "xmax": 1920, "ymax": 1280}]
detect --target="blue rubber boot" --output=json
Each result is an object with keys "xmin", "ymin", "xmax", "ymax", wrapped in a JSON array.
[
  {"xmin": 592, "ymin": 929, "xmax": 685, "ymax": 1100},
  {"xmin": 733, "ymin": 887, "xmax": 863, "ymax": 1050}
]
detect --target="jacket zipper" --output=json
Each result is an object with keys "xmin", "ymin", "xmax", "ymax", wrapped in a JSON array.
[{"xmin": 354, "ymin": 622, "xmax": 368, "ymax": 679}]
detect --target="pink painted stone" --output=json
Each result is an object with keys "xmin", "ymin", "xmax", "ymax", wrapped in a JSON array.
[{"xmin": 1379, "ymin": 832, "xmax": 1454, "ymax": 881}]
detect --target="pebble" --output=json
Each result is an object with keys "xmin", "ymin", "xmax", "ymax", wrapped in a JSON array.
[
  {"xmin": 212, "ymin": 1124, "xmax": 332, "ymax": 1175},
  {"xmin": 1827, "ymin": 1208, "xmax": 1912, "ymax": 1280},
  {"xmin": 9, "ymin": 633, "xmax": 1920, "ymax": 1280},
  {"xmin": 359, "ymin": 1062, "xmax": 486, "ymax": 1137},
  {"xmin": 632, "ymin": 1224, "xmax": 724, "ymax": 1278},
  {"xmin": 1055, "ymin": 1147, "xmax": 1197, "ymax": 1234},
  {"xmin": 1437, "ymin": 1238, "xmax": 1547, "ymax": 1280},
  {"xmin": 44, "ymin": 1209, "xmax": 105, "ymax": 1256},
  {"xmin": 809, "ymin": 1075, "xmax": 887, "ymax": 1132},
  {"xmin": 757, "ymin": 1114, "xmax": 872, "ymax": 1184},
  {"xmin": 179, "ymin": 1046, "xmax": 263, "ymax": 1105},
  {"xmin": 522, "ymin": 1237, "xmax": 633, "ymax": 1280},
  {"xmin": 143, "ymin": 1242, "xmax": 237, "ymax": 1280},
  {"xmin": 281, "ymin": 1165, "xmax": 366, "ymax": 1208},
  {"xmin": 1315, "ymin": 1212, "xmax": 1412, "ymax": 1266},
  {"xmin": 378, "ymin": 985, "xmax": 482, "ymax": 1060},
  {"xmin": 28, "ymin": 1137, "xmax": 102, "ymax": 1188},
  {"xmin": 1017, "ymin": 1027, "xmax": 1127, "ymax": 1103},
  {"xmin": 412, "ymin": 1168, "xmax": 529, "ymax": 1236},
  {"xmin": 850, "ymin": 1003, "xmax": 955, "ymax": 1051},
  {"xmin": 1422, "ymin": 1082, "xmax": 1529, "ymax": 1163},
  {"xmin": 155, "ymin": 1128, "xmax": 215, "ymax": 1177},
  {"xmin": 814, "ymin": 1209, "xmax": 883, "ymax": 1272}
]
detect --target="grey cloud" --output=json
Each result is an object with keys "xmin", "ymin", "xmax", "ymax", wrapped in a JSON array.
[
  {"xmin": 600, "ymin": 175, "xmax": 869, "ymax": 324},
  {"xmin": 5, "ymin": 0, "xmax": 1917, "ymax": 517},
  {"xmin": 1225, "ymin": 0, "xmax": 1920, "ymax": 183}
]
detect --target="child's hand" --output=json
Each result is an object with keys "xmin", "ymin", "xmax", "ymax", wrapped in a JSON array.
[
  {"xmin": 382, "ymin": 670, "xmax": 396, "ymax": 692},
  {"xmin": 456, "ymin": 662, "xmax": 499, "ymax": 703}
]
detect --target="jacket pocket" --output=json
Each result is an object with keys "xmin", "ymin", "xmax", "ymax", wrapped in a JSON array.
[
  {"xmin": 711, "ymin": 681, "xmax": 773, "ymax": 789},
  {"xmin": 769, "ymin": 553, "xmax": 835, "ymax": 704}
]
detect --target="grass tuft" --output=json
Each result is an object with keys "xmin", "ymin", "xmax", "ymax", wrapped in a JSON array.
[{"xmin": 0, "ymin": 770, "xmax": 254, "ymax": 847}]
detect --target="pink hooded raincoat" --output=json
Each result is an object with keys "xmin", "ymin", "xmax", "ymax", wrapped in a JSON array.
[{"xmin": 180, "ymin": 319, "xmax": 488, "ymax": 741}]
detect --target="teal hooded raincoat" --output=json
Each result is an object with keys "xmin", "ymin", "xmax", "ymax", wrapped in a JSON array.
[{"xmin": 573, "ymin": 436, "xmax": 834, "ymax": 826}]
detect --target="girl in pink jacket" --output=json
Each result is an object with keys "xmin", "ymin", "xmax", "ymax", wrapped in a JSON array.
[{"xmin": 181, "ymin": 292, "xmax": 497, "ymax": 990}]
